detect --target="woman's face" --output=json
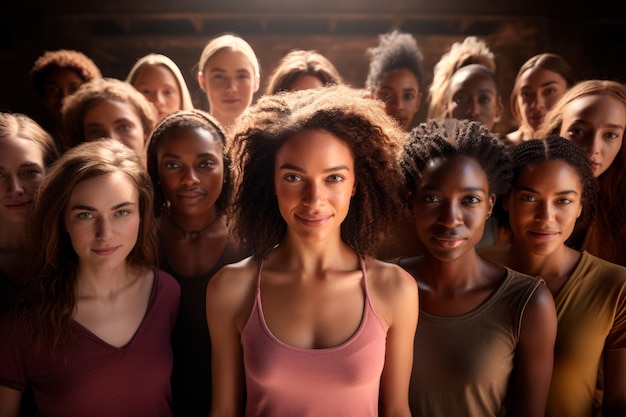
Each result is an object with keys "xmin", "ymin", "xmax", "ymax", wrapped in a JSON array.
[
  {"xmin": 373, "ymin": 67, "xmax": 421, "ymax": 131},
  {"xmin": 132, "ymin": 63, "xmax": 182, "ymax": 121},
  {"xmin": 198, "ymin": 48, "xmax": 259, "ymax": 126},
  {"xmin": 412, "ymin": 154, "xmax": 494, "ymax": 262},
  {"xmin": 83, "ymin": 99, "xmax": 146, "ymax": 160},
  {"xmin": 274, "ymin": 129, "xmax": 355, "ymax": 244},
  {"xmin": 157, "ymin": 126, "xmax": 224, "ymax": 217},
  {"xmin": 65, "ymin": 171, "xmax": 140, "ymax": 273},
  {"xmin": 517, "ymin": 68, "xmax": 569, "ymax": 133},
  {"xmin": 0, "ymin": 137, "xmax": 46, "ymax": 224},
  {"xmin": 559, "ymin": 94, "xmax": 626, "ymax": 177},
  {"xmin": 43, "ymin": 67, "xmax": 85, "ymax": 124},
  {"xmin": 446, "ymin": 66, "xmax": 503, "ymax": 132},
  {"xmin": 288, "ymin": 74, "xmax": 325, "ymax": 92},
  {"xmin": 505, "ymin": 160, "xmax": 583, "ymax": 257}
]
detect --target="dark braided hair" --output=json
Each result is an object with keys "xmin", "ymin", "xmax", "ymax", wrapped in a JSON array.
[
  {"xmin": 495, "ymin": 136, "xmax": 597, "ymax": 231},
  {"xmin": 146, "ymin": 109, "xmax": 231, "ymax": 217},
  {"xmin": 399, "ymin": 118, "xmax": 512, "ymax": 200}
]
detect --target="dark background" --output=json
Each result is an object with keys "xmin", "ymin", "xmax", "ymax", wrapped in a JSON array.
[{"xmin": 2, "ymin": 0, "xmax": 625, "ymax": 136}]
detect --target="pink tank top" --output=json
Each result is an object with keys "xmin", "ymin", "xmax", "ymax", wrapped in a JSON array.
[{"xmin": 241, "ymin": 257, "xmax": 388, "ymax": 417}]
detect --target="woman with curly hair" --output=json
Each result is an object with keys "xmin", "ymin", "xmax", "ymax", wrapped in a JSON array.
[
  {"xmin": 264, "ymin": 49, "xmax": 343, "ymax": 95},
  {"xmin": 206, "ymin": 84, "xmax": 418, "ymax": 417},
  {"xmin": 480, "ymin": 136, "xmax": 626, "ymax": 417},
  {"xmin": 60, "ymin": 77, "xmax": 158, "ymax": 164},
  {"xmin": 535, "ymin": 79, "xmax": 626, "ymax": 266},
  {"xmin": 126, "ymin": 53, "xmax": 195, "ymax": 121},
  {"xmin": 30, "ymin": 49, "xmax": 102, "ymax": 149},
  {"xmin": 505, "ymin": 53, "xmax": 575, "ymax": 146},
  {"xmin": 146, "ymin": 109, "xmax": 249, "ymax": 417},
  {"xmin": 365, "ymin": 29, "xmax": 425, "ymax": 132},
  {"xmin": 0, "ymin": 139, "xmax": 180, "ymax": 416},
  {"xmin": 396, "ymin": 118, "xmax": 557, "ymax": 417}
]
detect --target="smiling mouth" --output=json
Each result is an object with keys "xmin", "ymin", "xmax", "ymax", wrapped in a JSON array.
[
  {"xmin": 4, "ymin": 201, "xmax": 31, "ymax": 209},
  {"xmin": 431, "ymin": 236, "xmax": 465, "ymax": 249},
  {"xmin": 296, "ymin": 214, "xmax": 332, "ymax": 227},
  {"xmin": 92, "ymin": 246, "xmax": 119, "ymax": 256},
  {"xmin": 528, "ymin": 230, "xmax": 560, "ymax": 240}
]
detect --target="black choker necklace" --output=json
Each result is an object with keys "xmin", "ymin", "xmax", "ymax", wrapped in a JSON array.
[{"xmin": 165, "ymin": 213, "xmax": 221, "ymax": 240}]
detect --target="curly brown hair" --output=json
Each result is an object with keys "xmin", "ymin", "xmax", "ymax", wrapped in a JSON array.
[
  {"xmin": 31, "ymin": 49, "xmax": 102, "ymax": 97},
  {"xmin": 147, "ymin": 109, "xmax": 232, "ymax": 217},
  {"xmin": 228, "ymin": 84, "xmax": 406, "ymax": 259}
]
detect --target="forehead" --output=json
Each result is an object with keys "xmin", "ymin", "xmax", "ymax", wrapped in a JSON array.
[
  {"xmin": 134, "ymin": 63, "xmax": 178, "ymax": 84},
  {"xmin": 519, "ymin": 67, "xmax": 566, "ymax": 88},
  {"xmin": 516, "ymin": 159, "xmax": 582, "ymax": 189},
  {"xmin": 421, "ymin": 154, "xmax": 488, "ymax": 187},
  {"xmin": 0, "ymin": 136, "xmax": 45, "ymax": 167},
  {"xmin": 379, "ymin": 67, "xmax": 420, "ymax": 89},
  {"xmin": 563, "ymin": 94, "xmax": 626, "ymax": 123},
  {"xmin": 85, "ymin": 99, "xmax": 141, "ymax": 122},
  {"xmin": 204, "ymin": 48, "xmax": 255, "ymax": 72},
  {"xmin": 450, "ymin": 68, "xmax": 496, "ymax": 91}
]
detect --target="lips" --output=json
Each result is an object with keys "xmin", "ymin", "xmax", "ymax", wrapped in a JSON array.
[
  {"xmin": 431, "ymin": 235, "xmax": 465, "ymax": 249},
  {"xmin": 295, "ymin": 214, "xmax": 332, "ymax": 227},
  {"xmin": 92, "ymin": 246, "xmax": 119, "ymax": 256},
  {"xmin": 527, "ymin": 230, "xmax": 560, "ymax": 240},
  {"xmin": 3, "ymin": 200, "xmax": 31, "ymax": 210}
]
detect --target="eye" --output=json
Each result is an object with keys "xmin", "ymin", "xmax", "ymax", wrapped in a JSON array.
[
  {"xmin": 604, "ymin": 131, "xmax": 622, "ymax": 140},
  {"xmin": 199, "ymin": 160, "xmax": 216, "ymax": 169},
  {"xmin": 453, "ymin": 96, "xmax": 468, "ymax": 105},
  {"xmin": 284, "ymin": 174, "xmax": 302, "ymax": 182},
  {"xmin": 478, "ymin": 95, "xmax": 492, "ymax": 105},
  {"xmin": 77, "ymin": 212, "xmax": 94, "ymax": 219},
  {"xmin": 462, "ymin": 195, "xmax": 481, "ymax": 204},
  {"xmin": 164, "ymin": 161, "xmax": 181, "ymax": 169},
  {"xmin": 556, "ymin": 198, "xmax": 573, "ymax": 205},
  {"xmin": 85, "ymin": 128, "xmax": 106, "ymax": 140},
  {"xmin": 118, "ymin": 124, "xmax": 132, "ymax": 133},
  {"xmin": 520, "ymin": 194, "xmax": 536, "ymax": 202},
  {"xmin": 543, "ymin": 87, "xmax": 557, "ymax": 96},
  {"xmin": 22, "ymin": 169, "xmax": 42, "ymax": 177},
  {"xmin": 422, "ymin": 194, "xmax": 440, "ymax": 203},
  {"xmin": 326, "ymin": 174, "xmax": 344, "ymax": 183},
  {"xmin": 403, "ymin": 92, "xmax": 415, "ymax": 101},
  {"xmin": 115, "ymin": 209, "xmax": 130, "ymax": 217}
]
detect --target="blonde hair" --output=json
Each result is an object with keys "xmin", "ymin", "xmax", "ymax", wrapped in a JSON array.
[
  {"xmin": 126, "ymin": 53, "xmax": 194, "ymax": 111},
  {"xmin": 428, "ymin": 37, "xmax": 496, "ymax": 120},
  {"xmin": 197, "ymin": 33, "xmax": 260, "ymax": 79}
]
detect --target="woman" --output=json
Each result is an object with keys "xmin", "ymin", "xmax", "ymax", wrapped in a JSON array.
[
  {"xmin": 0, "ymin": 139, "xmax": 180, "ymax": 416},
  {"xmin": 146, "ymin": 109, "xmax": 249, "ymax": 417},
  {"xmin": 264, "ymin": 49, "xmax": 343, "ymax": 95},
  {"xmin": 397, "ymin": 119, "xmax": 557, "ymax": 417},
  {"xmin": 61, "ymin": 77, "xmax": 158, "ymax": 164},
  {"xmin": 126, "ymin": 53, "xmax": 195, "ymax": 121},
  {"xmin": 0, "ymin": 112, "xmax": 57, "ymax": 312},
  {"xmin": 206, "ymin": 85, "xmax": 419, "ymax": 416},
  {"xmin": 536, "ymin": 79, "xmax": 626, "ymax": 265},
  {"xmin": 480, "ymin": 136, "xmax": 626, "ymax": 417},
  {"xmin": 196, "ymin": 33, "xmax": 260, "ymax": 131},
  {"xmin": 505, "ymin": 53, "xmax": 574, "ymax": 146}
]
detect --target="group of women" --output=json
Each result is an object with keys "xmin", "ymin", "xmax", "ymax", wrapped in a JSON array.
[{"xmin": 0, "ymin": 29, "xmax": 625, "ymax": 417}]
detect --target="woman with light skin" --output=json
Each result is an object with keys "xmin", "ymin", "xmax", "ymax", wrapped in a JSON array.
[
  {"xmin": 206, "ymin": 85, "xmax": 418, "ymax": 417},
  {"xmin": 264, "ymin": 49, "xmax": 343, "ymax": 95},
  {"xmin": 196, "ymin": 33, "xmax": 260, "ymax": 131},
  {"xmin": 146, "ymin": 109, "xmax": 249, "ymax": 417},
  {"xmin": 0, "ymin": 139, "xmax": 180, "ymax": 417},
  {"xmin": 505, "ymin": 53, "xmax": 574, "ymax": 146},
  {"xmin": 396, "ymin": 119, "xmax": 557, "ymax": 417},
  {"xmin": 480, "ymin": 136, "xmax": 626, "ymax": 417},
  {"xmin": 536, "ymin": 79, "xmax": 626, "ymax": 265},
  {"xmin": 126, "ymin": 53, "xmax": 195, "ymax": 121},
  {"xmin": 61, "ymin": 77, "xmax": 158, "ymax": 164}
]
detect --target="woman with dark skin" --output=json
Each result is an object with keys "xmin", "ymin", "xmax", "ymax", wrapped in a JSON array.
[
  {"xmin": 396, "ymin": 119, "xmax": 557, "ymax": 417},
  {"xmin": 146, "ymin": 109, "xmax": 249, "ymax": 417},
  {"xmin": 206, "ymin": 85, "xmax": 418, "ymax": 417},
  {"xmin": 480, "ymin": 136, "xmax": 626, "ymax": 417}
]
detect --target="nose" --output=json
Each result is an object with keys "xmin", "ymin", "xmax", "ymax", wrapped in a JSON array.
[
  {"xmin": 181, "ymin": 167, "xmax": 200, "ymax": 186},
  {"xmin": 226, "ymin": 77, "xmax": 238, "ymax": 92},
  {"xmin": 535, "ymin": 200, "xmax": 555, "ymax": 221},
  {"xmin": 5, "ymin": 175, "xmax": 25, "ymax": 197},
  {"xmin": 96, "ymin": 217, "xmax": 114, "ymax": 241},
  {"xmin": 588, "ymin": 133, "xmax": 603, "ymax": 158},
  {"xmin": 437, "ymin": 201, "xmax": 462, "ymax": 228},
  {"xmin": 302, "ymin": 181, "xmax": 324, "ymax": 207}
]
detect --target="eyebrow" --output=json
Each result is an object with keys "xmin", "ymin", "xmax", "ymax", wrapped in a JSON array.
[
  {"xmin": 69, "ymin": 201, "xmax": 137, "ymax": 211},
  {"xmin": 0, "ymin": 162, "xmax": 42, "ymax": 170},
  {"xmin": 420, "ymin": 184, "xmax": 487, "ymax": 193},
  {"xmin": 278, "ymin": 163, "xmax": 351, "ymax": 173},
  {"xmin": 161, "ymin": 152, "xmax": 218, "ymax": 159},
  {"xmin": 516, "ymin": 185, "xmax": 579, "ymax": 195},
  {"xmin": 210, "ymin": 68, "xmax": 252, "ymax": 74}
]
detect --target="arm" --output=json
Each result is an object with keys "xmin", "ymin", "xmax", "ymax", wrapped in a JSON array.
[
  {"xmin": 206, "ymin": 261, "xmax": 255, "ymax": 417},
  {"xmin": 0, "ymin": 386, "xmax": 21, "ymax": 417},
  {"xmin": 372, "ymin": 262, "xmax": 419, "ymax": 417},
  {"xmin": 602, "ymin": 348, "xmax": 626, "ymax": 417},
  {"xmin": 510, "ymin": 282, "xmax": 557, "ymax": 417}
]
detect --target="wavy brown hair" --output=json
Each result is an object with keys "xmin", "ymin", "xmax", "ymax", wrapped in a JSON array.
[
  {"xmin": 228, "ymin": 84, "xmax": 406, "ymax": 259},
  {"xmin": 265, "ymin": 49, "xmax": 343, "ymax": 95},
  {"xmin": 19, "ymin": 139, "xmax": 158, "ymax": 355}
]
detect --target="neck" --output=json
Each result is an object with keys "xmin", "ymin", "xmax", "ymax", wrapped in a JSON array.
[
  {"xmin": 166, "ymin": 209, "xmax": 222, "ymax": 240},
  {"xmin": 508, "ymin": 238, "xmax": 577, "ymax": 281},
  {"xmin": 420, "ymin": 250, "xmax": 484, "ymax": 291},
  {"xmin": 75, "ymin": 261, "xmax": 140, "ymax": 298}
]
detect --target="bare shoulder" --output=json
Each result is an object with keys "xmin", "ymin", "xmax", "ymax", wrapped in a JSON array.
[
  {"xmin": 206, "ymin": 255, "xmax": 258, "ymax": 317},
  {"xmin": 363, "ymin": 257, "xmax": 419, "ymax": 327}
]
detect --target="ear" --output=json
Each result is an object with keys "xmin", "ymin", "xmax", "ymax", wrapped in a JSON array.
[
  {"xmin": 253, "ymin": 75, "xmax": 260, "ymax": 93},
  {"xmin": 487, "ymin": 193, "xmax": 496, "ymax": 216},
  {"xmin": 351, "ymin": 181, "xmax": 357, "ymax": 196},
  {"xmin": 577, "ymin": 202, "xmax": 583, "ymax": 219},
  {"xmin": 494, "ymin": 95, "xmax": 504, "ymax": 123},
  {"xmin": 197, "ymin": 72, "xmax": 207, "ymax": 93}
]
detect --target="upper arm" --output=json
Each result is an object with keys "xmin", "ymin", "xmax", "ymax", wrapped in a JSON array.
[
  {"xmin": 511, "ymin": 282, "xmax": 557, "ymax": 417},
  {"xmin": 205, "ymin": 263, "xmax": 254, "ymax": 417},
  {"xmin": 0, "ymin": 385, "xmax": 22, "ymax": 417},
  {"xmin": 374, "ymin": 264, "xmax": 419, "ymax": 417},
  {"xmin": 603, "ymin": 348, "xmax": 626, "ymax": 417}
]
